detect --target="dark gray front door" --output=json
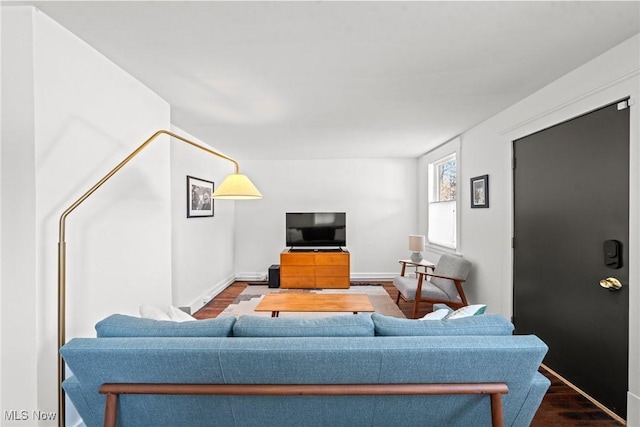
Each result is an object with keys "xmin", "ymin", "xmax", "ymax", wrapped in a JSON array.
[{"xmin": 513, "ymin": 100, "xmax": 630, "ymax": 418}]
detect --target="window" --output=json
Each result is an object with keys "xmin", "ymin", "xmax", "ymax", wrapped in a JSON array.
[{"xmin": 428, "ymin": 153, "xmax": 457, "ymax": 249}]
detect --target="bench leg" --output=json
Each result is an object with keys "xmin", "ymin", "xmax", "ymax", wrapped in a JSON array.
[
  {"xmin": 104, "ymin": 392, "xmax": 118, "ymax": 427},
  {"xmin": 490, "ymin": 392, "xmax": 504, "ymax": 427}
]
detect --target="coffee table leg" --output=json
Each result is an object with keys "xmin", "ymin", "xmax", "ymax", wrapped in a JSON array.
[{"xmin": 271, "ymin": 311, "xmax": 279, "ymax": 317}]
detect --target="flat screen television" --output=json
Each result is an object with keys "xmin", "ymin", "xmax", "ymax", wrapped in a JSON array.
[{"xmin": 286, "ymin": 212, "xmax": 346, "ymax": 248}]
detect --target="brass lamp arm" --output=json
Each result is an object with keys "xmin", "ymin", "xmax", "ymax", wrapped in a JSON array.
[
  {"xmin": 57, "ymin": 129, "xmax": 242, "ymax": 427},
  {"xmin": 58, "ymin": 129, "xmax": 238, "ymax": 241}
]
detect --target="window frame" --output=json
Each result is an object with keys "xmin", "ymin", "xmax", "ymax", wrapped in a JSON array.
[
  {"xmin": 429, "ymin": 153, "xmax": 457, "ymax": 204},
  {"xmin": 420, "ymin": 138, "xmax": 461, "ymax": 254}
]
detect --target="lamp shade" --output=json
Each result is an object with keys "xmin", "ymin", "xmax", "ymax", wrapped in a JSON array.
[
  {"xmin": 409, "ymin": 234, "xmax": 425, "ymax": 252},
  {"xmin": 212, "ymin": 173, "xmax": 263, "ymax": 200}
]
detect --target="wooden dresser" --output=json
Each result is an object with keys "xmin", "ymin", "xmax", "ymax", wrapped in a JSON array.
[{"xmin": 280, "ymin": 249, "xmax": 350, "ymax": 289}]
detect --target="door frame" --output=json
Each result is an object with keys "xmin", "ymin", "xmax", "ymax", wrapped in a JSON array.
[{"xmin": 503, "ymin": 88, "xmax": 639, "ymax": 421}]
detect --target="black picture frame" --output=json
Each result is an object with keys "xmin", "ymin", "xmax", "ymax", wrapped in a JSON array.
[
  {"xmin": 470, "ymin": 174, "xmax": 489, "ymax": 208},
  {"xmin": 187, "ymin": 175, "xmax": 214, "ymax": 218}
]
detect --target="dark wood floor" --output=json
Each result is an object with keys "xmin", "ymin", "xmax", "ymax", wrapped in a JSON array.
[{"xmin": 194, "ymin": 281, "xmax": 625, "ymax": 427}]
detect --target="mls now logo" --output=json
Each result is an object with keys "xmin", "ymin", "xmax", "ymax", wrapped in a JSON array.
[{"xmin": 4, "ymin": 410, "xmax": 57, "ymax": 421}]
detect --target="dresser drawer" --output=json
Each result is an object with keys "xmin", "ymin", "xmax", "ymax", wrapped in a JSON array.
[
  {"xmin": 315, "ymin": 265, "xmax": 349, "ymax": 277},
  {"xmin": 280, "ymin": 277, "xmax": 315, "ymax": 288},
  {"xmin": 280, "ymin": 266, "xmax": 315, "ymax": 277},
  {"xmin": 280, "ymin": 253, "xmax": 316, "ymax": 265},
  {"xmin": 315, "ymin": 253, "xmax": 349, "ymax": 266}
]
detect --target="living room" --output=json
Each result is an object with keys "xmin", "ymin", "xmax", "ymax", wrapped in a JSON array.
[{"xmin": 1, "ymin": 2, "xmax": 639, "ymax": 426}]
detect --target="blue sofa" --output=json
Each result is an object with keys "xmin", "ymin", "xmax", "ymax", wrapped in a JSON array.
[{"xmin": 61, "ymin": 313, "xmax": 550, "ymax": 427}]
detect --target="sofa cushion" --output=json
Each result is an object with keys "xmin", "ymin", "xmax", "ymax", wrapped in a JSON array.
[
  {"xmin": 232, "ymin": 314, "xmax": 374, "ymax": 337},
  {"xmin": 95, "ymin": 314, "xmax": 236, "ymax": 337},
  {"xmin": 372, "ymin": 313, "xmax": 514, "ymax": 336}
]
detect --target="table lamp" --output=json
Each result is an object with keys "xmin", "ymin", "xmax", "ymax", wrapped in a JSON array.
[{"xmin": 409, "ymin": 234, "xmax": 425, "ymax": 262}]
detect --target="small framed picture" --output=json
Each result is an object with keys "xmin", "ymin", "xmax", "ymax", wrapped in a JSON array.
[
  {"xmin": 187, "ymin": 175, "xmax": 214, "ymax": 218},
  {"xmin": 470, "ymin": 175, "xmax": 489, "ymax": 208}
]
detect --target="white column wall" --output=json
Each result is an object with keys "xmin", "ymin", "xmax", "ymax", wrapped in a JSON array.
[
  {"xmin": 169, "ymin": 126, "xmax": 236, "ymax": 313},
  {"xmin": 234, "ymin": 158, "xmax": 418, "ymax": 280},
  {"xmin": 3, "ymin": 7, "xmax": 172, "ymax": 426},
  {"xmin": 1, "ymin": 7, "xmax": 38, "ymax": 423}
]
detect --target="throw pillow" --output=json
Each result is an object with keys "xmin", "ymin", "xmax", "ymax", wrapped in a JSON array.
[
  {"xmin": 232, "ymin": 314, "xmax": 375, "ymax": 337},
  {"xmin": 139, "ymin": 304, "xmax": 171, "ymax": 321},
  {"xmin": 96, "ymin": 314, "xmax": 236, "ymax": 337},
  {"xmin": 444, "ymin": 304, "xmax": 487, "ymax": 319},
  {"xmin": 420, "ymin": 308, "xmax": 450, "ymax": 320},
  {"xmin": 371, "ymin": 312, "xmax": 514, "ymax": 336},
  {"xmin": 168, "ymin": 305, "xmax": 196, "ymax": 322}
]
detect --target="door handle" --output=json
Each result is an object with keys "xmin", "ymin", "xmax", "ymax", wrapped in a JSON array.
[{"xmin": 599, "ymin": 277, "xmax": 623, "ymax": 291}]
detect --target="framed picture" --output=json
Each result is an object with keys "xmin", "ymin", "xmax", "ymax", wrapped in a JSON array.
[
  {"xmin": 470, "ymin": 174, "xmax": 489, "ymax": 208},
  {"xmin": 187, "ymin": 175, "xmax": 214, "ymax": 218}
]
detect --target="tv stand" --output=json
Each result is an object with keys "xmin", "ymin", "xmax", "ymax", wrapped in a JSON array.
[{"xmin": 280, "ymin": 249, "xmax": 350, "ymax": 289}]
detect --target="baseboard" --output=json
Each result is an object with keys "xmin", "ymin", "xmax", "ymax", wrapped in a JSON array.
[
  {"xmin": 236, "ymin": 272, "xmax": 268, "ymax": 282},
  {"xmin": 349, "ymin": 273, "xmax": 397, "ymax": 281},
  {"xmin": 187, "ymin": 274, "xmax": 236, "ymax": 314},
  {"xmin": 542, "ymin": 364, "xmax": 627, "ymax": 425}
]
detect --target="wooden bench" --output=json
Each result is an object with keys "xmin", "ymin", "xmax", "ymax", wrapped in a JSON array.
[{"xmin": 100, "ymin": 382, "xmax": 509, "ymax": 427}]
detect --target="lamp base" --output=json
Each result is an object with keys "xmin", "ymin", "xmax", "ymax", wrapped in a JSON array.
[{"xmin": 410, "ymin": 252, "xmax": 423, "ymax": 263}]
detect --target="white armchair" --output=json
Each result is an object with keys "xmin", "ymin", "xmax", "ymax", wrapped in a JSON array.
[{"xmin": 393, "ymin": 254, "xmax": 472, "ymax": 319}]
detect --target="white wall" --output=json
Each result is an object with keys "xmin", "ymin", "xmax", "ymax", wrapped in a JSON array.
[
  {"xmin": 170, "ymin": 126, "xmax": 236, "ymax": 313},
  {"xmin": 1, "ymin": 6, "xmax": 38, "ymax": 422},
  {"xmin": 234, "ymin": 158, "xmax": 418, "ymax": 280},
  {"xmin": 419, "ymin": 34, "xmax": 640, "ymax": 424},
  {"xmin": 2, "ymin": 7, "xmax": 172, "ymax": 425},
  {"xmin": 0, "ymin": 5, "xmax": 4, "ymax": 416}
]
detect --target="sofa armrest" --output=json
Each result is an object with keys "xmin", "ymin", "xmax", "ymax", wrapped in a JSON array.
[
  {"xmin": 62, "ymin": 376, "xmax": 101, "ymax": 427},
  {"xmin": 511, "ymin": 372, "xmax": 551, "ymax": 426}
]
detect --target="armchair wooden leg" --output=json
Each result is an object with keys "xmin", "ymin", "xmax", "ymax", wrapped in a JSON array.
[
  {"xmin": 412, "ymin": 299, "xmax": 421, "ymax": 319},
  {"xmin": 395, "ymin": 292, "xmax": 401, "ymax": 305},
  {"xmin": 412, "ymin": 275, "xmax": 425, "ymax": 318},
  {"xmin": 454, "ymin": 280, "xmax": 469, "ymax": 306}
]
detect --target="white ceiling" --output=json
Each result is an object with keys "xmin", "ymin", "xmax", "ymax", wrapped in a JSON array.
[{"xmin": 10, "ymin": 1, "xmax": 640, "ymax": 160}]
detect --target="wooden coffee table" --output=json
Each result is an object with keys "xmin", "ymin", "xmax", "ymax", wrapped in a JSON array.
[{"xmin": 255, "ymin": 293, "xmax": 374, "ymax": 317}]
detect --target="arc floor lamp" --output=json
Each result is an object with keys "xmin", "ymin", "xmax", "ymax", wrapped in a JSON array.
[{"xmin": 57, "ymin": 129, "xmax": 262, "ymax": 426}]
